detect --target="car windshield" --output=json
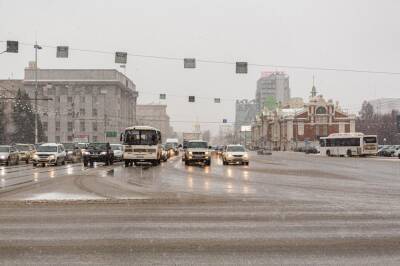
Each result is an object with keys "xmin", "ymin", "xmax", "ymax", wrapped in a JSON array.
[
  {"xmin": 111, "ymin": 145, "xmax": 122, "ymax": 151},
  {"xmin": 165, "ymin": 143, "xmax": 175, "ymax": 149},
  {"xmin": 62, "ymin": 143, "xmax": 75, "ymax": 150},
  {"xmin": 88, "ymin": 143, "xmax": 107, "ymax": 150},
  {"xmin": 78, "ymin": 143, "xmax": 88, "ymax": 149},
  {"xmin": 0, "ymin": 146, "xmax": 10, "ymax": 152},
  {"xmin": 37, "ymin": 146, "xmax": 58, "ymax": 152},
  {"xmin": 124, "ymin": 130, "xmax": 159, "ymax": 145},
  {"xmin": 16, "ymin": 145, "xmax": 29, "ymax": 151},
  {"xmin": 227, "ymin": 146, "xmax": 245, "ymax": 152},
  {"xmin": 187, "ymin": 142, "xmax": 208, "ymax": 149}
]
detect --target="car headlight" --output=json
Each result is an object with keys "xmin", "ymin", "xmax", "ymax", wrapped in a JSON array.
[
  {"xmin": 243, "ymin": 153, "xmax": 249, "ymax": 159},
  {"xmin": 101, "ymin": 151, "xmax": 107, "ymax": 155},
  {"xmin": 0, "ymin": 155, "xmax": 6, "ymax": 159},
  {"xmin": 205, "ymin": 151, "xmax": 210, "ymax": 156},
  {"xmin": 33, "ymin": 155, "xmax": 39, "ymax": 160},
  {"xmin": 67, "ymin": 151, "xmax": 73, "ymax": 155},
  {"xmin": 189, "ymin": 151, "xmax": 193, "ymax": 155},
  {"xmin": 227, "ymin": 154, "xmax": 233, "ymax": 159},
  {"xmin": 48, "ymin": 155, "xmax": 55, "ymax": 160},
  {"xmin": 83, "ymin": 151, "xmax": 90, "ymax": 155}
]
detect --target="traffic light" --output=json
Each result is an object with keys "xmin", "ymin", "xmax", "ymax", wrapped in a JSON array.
[
  {"xmin": 56, "ymin": 46, "xmax": 69, "ymax": 58},
  {"xmin": 236, "ymin": 62, "xmax": 248, "ymax": 74},
  {"xmin": 184, "ymin": 58, "xmax": 196, "ymax": 68},
  {"xmin": 160, "ymin": 93, "xmax": 166, "ymax": 100},
  {"xmin": 6, "ymin": 40, "xmax": 18, "ymax": 53},
  {"xmin": 115, "ymin": 52, "xmax": 127, "ymax": 64}
]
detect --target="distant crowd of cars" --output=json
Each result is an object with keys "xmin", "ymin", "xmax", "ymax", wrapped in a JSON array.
[
  {"xmin": 0, "ymin": 141, "xmax": 181, "ymax": 168},
  {"xmin": 0, "ymin": 142, "xmax": 125, "ymax": 167}
]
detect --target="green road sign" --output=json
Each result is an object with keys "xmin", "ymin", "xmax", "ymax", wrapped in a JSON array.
[{"xmin": 106, "ymin": 131, "xmax": 117, "ymax": 138}]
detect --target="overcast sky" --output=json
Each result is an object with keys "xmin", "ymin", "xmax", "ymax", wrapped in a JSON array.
[{"xmin": 1, "ymin": 0, "xmax": 399, "ymax": 135}]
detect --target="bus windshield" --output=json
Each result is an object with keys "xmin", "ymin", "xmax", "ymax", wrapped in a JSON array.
[
  {"xmin": 124, "ymin": 130, "xmax": 159, "ymax": 145},
  {"xmin": 364, "ymin": 137, "xmax": 377, "ymax": 144}
]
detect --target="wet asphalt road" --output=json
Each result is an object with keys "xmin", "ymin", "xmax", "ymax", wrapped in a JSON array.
[{"xmin": 0, "ymin": 152, "xmax": 399, "ymax": 264}]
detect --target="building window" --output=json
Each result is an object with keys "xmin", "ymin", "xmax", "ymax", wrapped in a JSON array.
[
  {"xmin": 80, "ymin": 121, "xmax": 85, "ymax": 131},
  {"xmin": 339, "ymin": 123, "xmax": 345, "ymax": 133},
  {"xmin": 322, "ymin": 125, "xmax": 328, "ymax": 136},
  {"xmin": 92, "ymin": 122, "xmax": 98, "ymax": 131},
  {"xmin": 316, "ymin": 106, "xmax": 327, "ymax": 114},
  {"xmin": 92, "ymin": 108, "xmax": 97, "ymax": 116},
  {"xmin": 55, "ymin": 121, "xmax": 61, "ymax": 131},
  {"xmin": 79, "ymin": 108, "xmax": 85, "ymax": 116},
  {"xmin": 67, "ymin": 121, "xmax": 73, "ymax": 132},
  {"xmin": 55, "ymin": 136, "xmax": 60, "ymax": 143},
  {"xmin": 42, "ymin": 122, "xmax": 48, "ymax": 131},
  {"xmin": 67, "ymin": 136, "xmax": 73, "ymax": 142},
  {"xmin": 298, "ymin": 122, "xmax": 304, "ymax": 136}
]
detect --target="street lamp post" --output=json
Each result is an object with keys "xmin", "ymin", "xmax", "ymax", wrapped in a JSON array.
[{"xmin": 34, "ymin": 42, "xmax": 42, "ymax": 144}]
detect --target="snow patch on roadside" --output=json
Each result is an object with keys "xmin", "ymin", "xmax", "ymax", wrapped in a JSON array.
[{"xmin": 23, "ymin": 192, "xmax": 104, "ymax": 201}]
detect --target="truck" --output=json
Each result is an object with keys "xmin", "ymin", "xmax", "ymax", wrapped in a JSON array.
[
  {"xmin": 182, "ymin": 132, "xmax": 202, "ymax": 148},
  {"xmin": 165, "ymin": 138, "xmax": 180, "ymax": 155}
]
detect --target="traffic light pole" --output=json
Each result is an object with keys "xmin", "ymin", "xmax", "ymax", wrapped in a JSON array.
[
  {"xmin": 34, "ymin": 43, "xmax": 38, "ymax": 144},
  {"xmin": 34, "ymin": 42, "xmax": 42, "ymax": 144}
]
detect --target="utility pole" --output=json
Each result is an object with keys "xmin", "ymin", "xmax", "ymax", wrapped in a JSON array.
[
  {"xmin": 104, "ymin": 114, "xmax": 107, "ymax": 142},
  {"xmin": 34, "ymin": 42, "xmax": 42, "ymax": 144}
]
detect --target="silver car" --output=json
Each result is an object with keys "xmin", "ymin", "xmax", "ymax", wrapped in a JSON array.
[
  {"xmin": 0, "ymin": 145, "xmax": 19, "ymax": 166},
  {"xmin": 111, "ymin": 144, "xmax": 123, "ymax": 162}
]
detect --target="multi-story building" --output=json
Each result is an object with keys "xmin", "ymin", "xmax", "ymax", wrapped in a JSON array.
[
  {"xmin": 251, "ymin": 87, "xmax": 355, "ymax": 150},
  {"xmin": 23, "ymin": 67, "xmax": 138, "ymax": 143},
  {"xmin": 368, "ymin": 98, "xmax": 400, "ymax": 114},
  {"xmin": 255, "ymin": 72, "xmax": 290, "ymax": 112},
  {"xmin": 234, "ymin": 99, "xmax": 257, "ymax": 139},
  {"xmin": 136, "ymin": 104, "xmax": 172, "ymax": 142}
]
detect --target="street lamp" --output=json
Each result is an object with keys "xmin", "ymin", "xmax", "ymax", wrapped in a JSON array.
[{"xmin": 34, "ymin": 42, "xmax": 42, "ymax": 144}]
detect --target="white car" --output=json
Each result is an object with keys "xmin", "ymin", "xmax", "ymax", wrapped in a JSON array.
[
  {"xmin": 222, "ymin": 144, "xmax": 249, "ymax": 165},
  {"xmin": 111, "ymin": 144, "xmax": 123, "ymax": 162},
  {"xmin": 32, "ymin": 143, "xmax": 67, "ymax": 167}
]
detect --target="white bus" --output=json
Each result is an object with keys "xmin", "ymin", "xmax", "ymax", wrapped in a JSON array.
[
  {"xmin": 120, "ymin": 126, "xmax": 162, "ymax": 166},
  {"xmin": 319, "ymin": 133, "xmax": 378, "ymax": 157}
]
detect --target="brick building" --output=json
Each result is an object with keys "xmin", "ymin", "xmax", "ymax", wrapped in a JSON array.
[{"xmin": 251, "ymin": 89, "xmax": 355, "ymax": 150}]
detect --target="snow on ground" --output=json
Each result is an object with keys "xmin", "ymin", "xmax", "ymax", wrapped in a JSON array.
[{"xmin": 23, "ymin": 192, "xmax": 104, "ymax": 201}]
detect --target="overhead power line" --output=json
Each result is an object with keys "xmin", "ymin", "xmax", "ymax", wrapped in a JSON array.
[{"xmin": 2, "ymin": 40, "xmax": 400, "ymax": 76}]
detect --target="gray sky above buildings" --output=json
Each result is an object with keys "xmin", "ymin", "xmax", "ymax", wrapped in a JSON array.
[{"xmin": 1, "ymin": 0, "xmax": 399, "ymax": 134}]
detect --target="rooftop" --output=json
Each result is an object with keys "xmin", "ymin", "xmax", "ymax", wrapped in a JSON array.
[{"xmin": 23, "ymin": 68, "xmax": 135, "ymax": 91}]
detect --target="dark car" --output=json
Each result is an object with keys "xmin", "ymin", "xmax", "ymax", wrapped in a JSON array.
[{"xmin": 82, "ymin": 143, "xmax": 114, "ymax": 167}]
